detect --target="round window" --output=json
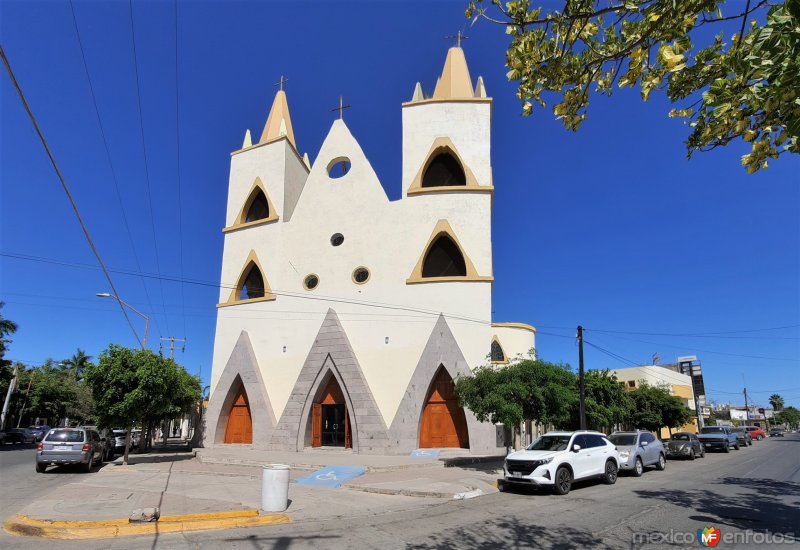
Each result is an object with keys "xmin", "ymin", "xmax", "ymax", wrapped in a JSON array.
[
  {"xmin": 327, "ymin": 157, "xmax": 351, "ymax": 179},
  {"xmin": 330, "ymin": 233, "xmax": 344, "ymax": 247},
  {"xmin": 352, "ymin": 267, "xmax": 370, "ymax": 284},
  {"xmin": 303, "ymin": 274, "xmax": 319, "ymax": 290}
]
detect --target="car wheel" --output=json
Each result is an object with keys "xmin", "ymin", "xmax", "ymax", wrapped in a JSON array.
[
  {"xmin": 656, "ymin": 454, "xmax": 666, "ymax": 471},
  {"xmin": 83, "ymin": 455, "xmax": 93, "ymax": 473},
  {"xmin": 734, "ymin": 442, "xmax": 740, "ymax": 450},
  {"xmin": 689, "ymin": 449, "xmax": 696, "ymax": 461},
  {"xmin": 603, "ymin": 461, "xmax": 618, "ymax": 485},
  {"xmin": 632, "ymin": 457, "xmax": 643, "ymax": 477},
  {"xmin": 700, "ymin": 448, "xmax": 705, "ymax": 458},
  {"xmin": 553, "ymin": 467, "xmax": 572, "ymax": 495},
  {"xmin": 35, "ymin": 463, "xmax": 46, "ymax": 473},
  {"xmin": 723, "ymin": 443, "xmax": 730, "ymax": 453},
  {"xmin": 757, "ymin": 435, "xmax": 763, "ymax": 441}
]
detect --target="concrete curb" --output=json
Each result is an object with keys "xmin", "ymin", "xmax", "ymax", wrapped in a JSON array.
[
  {"xmin": 3, "ymin": 510, "xmax": 291, "ymax": 540},
  {"xmin": 196, "ymin": 453, "xmax": 450, "ymax": 473}
]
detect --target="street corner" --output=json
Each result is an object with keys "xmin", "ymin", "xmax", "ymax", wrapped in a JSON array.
[{"xmin": 2, "ymin": 509, "xmax": 291, "ymax": 540}]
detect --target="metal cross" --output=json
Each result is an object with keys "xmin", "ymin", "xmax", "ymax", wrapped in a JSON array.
[
  {"xmin": 330, "ymin": 96, "xmax": 351, "ymax": 120},
  {"xmin": 274, "ymin": 75, "xmax": 288, "ymax": 91},
  {"xmin": 445, "ymin": 31, "xmax": 469, "ymax": 48}
]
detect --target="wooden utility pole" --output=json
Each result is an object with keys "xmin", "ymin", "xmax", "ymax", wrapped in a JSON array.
[
  {"xmin": 577, "ymin": 326, "xmax": 586, "ymax": 430},
  {"xmin": 159, "ymin": 336, "xmax": 186, "ymax": 360}
]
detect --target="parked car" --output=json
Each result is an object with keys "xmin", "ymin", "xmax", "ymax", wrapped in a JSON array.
[
  {"xmin": 0, "ymin": 430, "xmax": 6, "ymax": 444},
  {"xmin": 28, "ymin": 425, "xmax": 51, "ymax": 442},
  {"xmin": 36, "ymin": 427, "xmax": 104, "ymax": 473},
  {"xmin": 503, "ymin": 431, "xmax": 620, "ymax": 495},
  {"xmin": 730, "ymin": 427, "xmax": 753, "ymax": 446},
  {"xmin": 79, "ymin": 426, "xmax": 114, "ymax": 461},
  {"xmin": 744, "ymin": 426, "xmax": 767, "ymax": 440},
  {"xmin": 112, "ymin": 429, "xmax": 129, "ymax": 454},
  {"xmin": 665, "ymin": 432, "xmax": 705, "ymax": 460},
  {"xmin": 4, "ymin": 428, "xmax": 36, "ymax": 444},
  {"xmin": 769, "ymin": 428, "xmax": 785, "ymax": 437},
  {"xmin": 698, "ymin": 426, "xmax": 739, "ymax": 452},
  {"xmin": 608, "ymin": 431, "xmax": 666, "ymax": 476}
]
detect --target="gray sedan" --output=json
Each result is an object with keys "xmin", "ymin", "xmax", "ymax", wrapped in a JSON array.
[
  {"xmin": 609, "ymin": 431, "xmax": 666, "ymax": 476},
  {"xmin": 36, "ymin": 428, "xmax": 104, "ymax": 473}
]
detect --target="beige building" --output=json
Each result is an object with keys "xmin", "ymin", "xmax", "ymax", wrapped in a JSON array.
[{"xmin": 610, "ymin": 366, "xmax": 699, "ymax": 438}]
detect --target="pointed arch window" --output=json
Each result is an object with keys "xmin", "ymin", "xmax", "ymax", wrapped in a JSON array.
[
  {"xmin": 220, "ymin": 251, "xmax": 276, "ymax": 306},
  {"xmin": 422, "ymin": 151, "xmax": 466, "ymax": 188},
  {"xmin": 223, "ymin": 177, "xmax": 279, "ymax": 233},
  {"xmin": 422, "ymin": 236, "xmax": 466, "ymax": 277},
  {"xmin": 491, "ymin": 338, "xmax": 507, "ymax": 364},
  {"xmin": 407, "ymin": 220, "xmax": 493, "ymax": 284}
]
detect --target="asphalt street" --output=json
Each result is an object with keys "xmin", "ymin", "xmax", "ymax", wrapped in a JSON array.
[{"xmin": 2, "ymin": 434, "xmax": 799, "ymax": 549}]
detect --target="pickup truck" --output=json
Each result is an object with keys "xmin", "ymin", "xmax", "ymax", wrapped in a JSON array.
[{"xmin": 698, "ymin": 426, "xmax": 739, "ymax": 452}]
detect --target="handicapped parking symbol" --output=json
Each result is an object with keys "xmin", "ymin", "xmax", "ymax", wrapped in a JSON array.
[
  {"xmin": 414, "ymin": 450, "xmax": 433, "ymax": 457},
  {"xmin": 316, "ymin": 471, "xmax": 338, "ymax": 481}
]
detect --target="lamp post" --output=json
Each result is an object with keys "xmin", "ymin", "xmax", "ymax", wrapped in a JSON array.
[{"xmin": 96, "ymin": 293, "xmax": 149, "ymax": 349}]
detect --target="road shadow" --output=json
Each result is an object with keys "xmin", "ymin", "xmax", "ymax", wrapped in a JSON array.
[
  {"xmin": 407, "ymin": 515, "xmax": 613, "ymax": 549},
  {"xmin": 40, "ymin": 461, "xmax": 110, "ymax": 474},
  {"xmin": 0, "ymin": 442, "xmax": 37, "ymax": 452},
  {"xmin": 634, "ymin": 478, "xmax": 800, "ymax": 533},
  {"xmin": 119, "ymin": 453, "xmax": 196, "ymax": 465},
  {"xmin": 220, "ymin": 533, "xmax": 341, "ymax": 550}
]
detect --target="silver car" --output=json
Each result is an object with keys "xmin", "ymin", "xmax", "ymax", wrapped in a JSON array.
[
  {"xmin": 609, "ymin": 431, "xmax": 666, "ymax": 476},
  {"xmin": 36, "ymin": 428, "xmax": 104, "ymax": 473}
]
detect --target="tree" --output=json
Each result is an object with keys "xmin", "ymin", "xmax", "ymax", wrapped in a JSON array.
[
  {"xmin": 569, "ymin": 370, "xmax": 633, "ymax": 432},
  {"xmin": 628, "ymin": 383, "xmax": 691, "ymax": 434},
  {"xmin": 467, "ymin": 0, "xmax": 800, "ymax": 173},
  {"xmin": 775, "ymin": 406, "xmax": 799, "ymax": 428},
  {"xmin": 455, "ymin": 358, "xmax": 577, "ymax": 448},
  {"xmin": 63, "ymin": 349, "xmax": 93, "ymax": 382},
  {"xmin": 0, "ymin": 302, "xmax": 19, "ymax": 396},
  {"xmin": 769, "ymin": 393, "xmax": 784, "ymax": 411}
]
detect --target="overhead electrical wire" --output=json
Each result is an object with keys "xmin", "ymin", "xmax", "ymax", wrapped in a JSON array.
[
  {"xmin": 127, "ymin": 0, "xmax": 171, "ymax": 336},
  {"xmin": 68, "ymin": 0, "xmax": 162, "ymax": 338},
  {"xmin": 0, "ymin": 45, "xmax": 143, "ymax": 349}
]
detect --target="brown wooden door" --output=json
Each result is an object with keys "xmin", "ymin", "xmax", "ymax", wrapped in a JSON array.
[
  {"xmin": 419, "ymin": 368, "xmax": 468, "ymax": 448},
  {"xmin": 344, "ymin": 408, "xmax": 351, "ymax": 449},
  {"xmin": 224, "ymin": 389, "xmax": 253, "ymax": 444},
  {"xmin": 312, "ymin": 403, "xmax": 322, "ymax": 447}
]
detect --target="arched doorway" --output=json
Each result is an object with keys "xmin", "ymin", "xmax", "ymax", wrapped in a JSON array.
[
  {"xmin": 419, "ymin": 367, "xmax": 469, "ymax": 448},
  {"xmin": 224, "ymin": 387, "xmax": 253, "ymax": 444},
  {"xmin": 311, "ymin": 376, "xmax": 351, "ymax": 448}
]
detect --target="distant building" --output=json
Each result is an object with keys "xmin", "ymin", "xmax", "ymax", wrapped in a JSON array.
[{"xmin": 610, "ymin": 365, "xmax": 699, "ymax": 438}]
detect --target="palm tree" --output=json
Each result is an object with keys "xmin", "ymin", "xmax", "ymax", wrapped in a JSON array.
[
  {"xmin": 769, "ymin": 394, "xmax": 784, "ymax": 412},
  {"xmin": 63, "ymin": 349, "xmax": 93, "ymax": 381}
]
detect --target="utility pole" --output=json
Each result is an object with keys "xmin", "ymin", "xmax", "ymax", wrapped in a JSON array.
[
  {"xmin": 743, "ymin": 387, "xmax": 750, "ymax": 425},
  {"xmin": 1, "ymin": 363, "xmax": 19, "ymax": 430},
  {"xmin": 577, "ymin": 326, "xmax": 586, "ymax": 430},
  {"xmin": 159, "ymin": 337, "xmax": 186, "ymax": 360}
]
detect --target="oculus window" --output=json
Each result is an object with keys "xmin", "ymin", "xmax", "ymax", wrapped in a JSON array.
[
  {"xmin": 330, "ymin": 233, "xmax": 344, "ymax": 247},
  {"xmin": 422, "ymin": 235, "xmax": 467, "ymax": 277},
  {"xmin": 304, "ymin": 274, "xmax": 319, "ymax": 290},
  {"xmin": 352, "ymin": 267, "xmax": 370, "ymax": 284}
]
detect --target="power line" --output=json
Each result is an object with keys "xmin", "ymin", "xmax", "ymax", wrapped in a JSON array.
[
  {"xmin": 587, "ymin": 325, "xmax": 800, "ymax": 339},
  {"xmin": 173, "ymin": 0, "xmax": 187, "ymax": 342},
  {"xmin": 68, "ymin": 0, "xmax": 162, "ymax": 339},
  {"xmin": 583, "ymin": 339, "xmax": 639, "ymax": 367},
  {"xmin": 0, "ymin": 45, "xmax": 142, "ymax": 349},
  {"xmin": 127, "ymin": 0, "xmax": 171, "ymax": 336}
]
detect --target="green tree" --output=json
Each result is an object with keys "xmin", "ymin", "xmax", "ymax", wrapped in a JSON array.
[
  {"xmin": 0, "ymin": 302, "xmax": 19, "ymax": 396},
  {"xmin": 63, "ymin": 349, "xmax": 93, "ymax": 382},
  {"xmin": 467, "ymin": 0, "xmax": 800, "ymax": 173},
  {"xmin": 455, "ymin": 359, "xmax": 577, "ymax": 448},
  {"xmin": 775, "ymin": 405, "xmax": 799, "ymax": 428},
  {"xmin": 628, "ymin": 383, "xmax": 692, "ymax": 434},
  {"xmin": 569, "ymin": 370, "xmax": 633, "ymax": 432},
  {"xmin": 769, "ymin": 393, "xmax": 784, "ymax": 411}
]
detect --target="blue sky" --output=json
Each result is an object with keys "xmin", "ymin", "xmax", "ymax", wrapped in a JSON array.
[{"xmin": 2, "ymin": 1, "xmax": 798, "ymax": 409}]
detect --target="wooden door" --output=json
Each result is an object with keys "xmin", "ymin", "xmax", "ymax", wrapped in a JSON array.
[
  {"xmin": 344, "ymin": 408, "xmax": 351, "ymax": 449},
  {"xmin": 419, "ymin": 368, "xmax": 468, "ymax": 448},
  {"xmin": 312, "ymin": 403, "xmax": 322, "ymax": 447},
  {"xmin": 224, "ymin": 389, "xmax": 253, "ymax": 444}
]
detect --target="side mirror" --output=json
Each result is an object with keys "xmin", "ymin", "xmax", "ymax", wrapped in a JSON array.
[
  {"xmin": 572, "ymin": 444, "xmax": 582, "ymax": 452},
  {"xmin": 641, "ymin": 440, "xmax": 649, "ymax": 447}
]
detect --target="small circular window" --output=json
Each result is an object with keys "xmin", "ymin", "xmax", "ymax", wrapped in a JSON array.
[
  {"xmin": 330, "ymin": 233, "xmax": 344, "ymax": 247},
  {"xmin": 352, "ymin": 267, "xmax": 370, "ymax": 284},
  {"xmin": 303, "ymin": 274, "xmax": 319, "ymax": 290},
  {"xmin": 327, "ymin": 157, "xmax": 351, "ymax": 179}
]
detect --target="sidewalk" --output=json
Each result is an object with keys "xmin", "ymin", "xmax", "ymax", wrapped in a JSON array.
[{"xmin": 4, "ymin": 445, "xmax": 504, "ymax": 540}]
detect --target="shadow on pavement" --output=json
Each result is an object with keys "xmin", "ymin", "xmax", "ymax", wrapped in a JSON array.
[
  {"xmin": 221, "ymin": 533, "xmax": 341, "ymax": 550},
  {"xmin": 407, "ymin": 517, "xmax": 612, "ymax": 549},
  {"xmin": 119, "ymin": 453, "xmax": 196, "ymax": 465},
  {"xmin": 0, "ymin": 442, "xmax": 37, "ymax": 452},
  {"xmin": 635, "ymin": 478, "xmax": 799, "ymax": 532}
]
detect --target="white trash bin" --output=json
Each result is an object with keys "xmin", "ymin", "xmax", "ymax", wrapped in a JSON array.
[{"xmin": 261, "ymin": 464, "xmax": 290, "ymax": 512}]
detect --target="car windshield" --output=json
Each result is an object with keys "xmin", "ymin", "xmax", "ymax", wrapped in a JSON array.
[
  {"xmin": 701, "ymin": 427, "xmax": 724, "ymax": 434},
  {"xmin": 672, "ymin": 434, "xmax": 690, "ymax": 441},
  {"xmin": 527, "ymin": 435, "xmax": 571, "ymax": 451},
  {"xmin": 609, "ymin": 434, "xmax": 637, "ymax": 446},
  {"xmin": 44, "ymin": 430, "xmax": 85, "ymax": 442},
  {"xmin": 731, "ymin": 428, "xmax": 744, "ymax": 433}
]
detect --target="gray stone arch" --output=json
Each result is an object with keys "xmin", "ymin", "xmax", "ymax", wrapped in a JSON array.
[
  {"xmin": 388, "ymin": 314, "xmax": 502, "ymax": 455},
  {"xmin": 204, "ymin": 331, "xmax": 277, "ymax": 447}
]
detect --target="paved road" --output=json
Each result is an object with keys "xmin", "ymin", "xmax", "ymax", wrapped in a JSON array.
[{"xmin": 2, "ymin": 434, "xmax": 799, "ymax": 549}]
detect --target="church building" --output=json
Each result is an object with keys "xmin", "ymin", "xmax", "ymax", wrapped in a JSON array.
[{"xmin": 204, "ymin": 46, "xmax": 536, "ymax": 455}]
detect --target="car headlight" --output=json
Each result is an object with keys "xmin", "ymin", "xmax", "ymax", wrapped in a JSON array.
[
  {"xmin": 537, "ymin": 457, "xmax": 554, "ymax": 466},
  {"xmin": 681, "ymin": 447, "xmax": 690, "ymax": 453},
  {"xmin": 619, "ymin": 451, "xmax": 630, "ymax": 459}
]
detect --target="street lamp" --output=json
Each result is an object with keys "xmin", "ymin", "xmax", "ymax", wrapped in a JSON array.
[{"xmin": 96, "ymin": 293, "xmax": 149, "ymax": 349}]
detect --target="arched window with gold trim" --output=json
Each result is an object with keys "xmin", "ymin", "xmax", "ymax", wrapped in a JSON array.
[
  {"xmin": 245, "ymin": 189, "xmax": 270, "ymax": 222},
  {"xmin": 422, "ymin": 150, "xmax": 466, "ymax": 188},
  {"xmin": 240, "ymin": 265, "xmax": 265, "ymax": 300},
  {"xmin": 491, "ymin": 339, "xmax": 506, "ymax": 363},
  {"xmin": 221, "ymin": 250, "xmax": 276, "ymax": 306},
  {"xmin": 422, "ymin": 235, "xmax": 466, "ymax": 277}
]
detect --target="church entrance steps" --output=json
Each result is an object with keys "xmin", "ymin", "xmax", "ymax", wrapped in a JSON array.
[{"xmin": 196, "ymin": 447, "xmax": 504, "ymax": 473}]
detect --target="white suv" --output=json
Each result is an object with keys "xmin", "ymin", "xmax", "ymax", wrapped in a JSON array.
[{"xmin": 502, "ymin": 431, "xmax": 620, "ymax": 495}]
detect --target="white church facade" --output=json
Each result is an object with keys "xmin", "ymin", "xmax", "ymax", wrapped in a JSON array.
[{"xmin": 204, "ymin": 46, "xmax": 535, "ymax": 455}]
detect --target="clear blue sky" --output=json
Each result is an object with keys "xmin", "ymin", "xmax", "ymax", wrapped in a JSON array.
[{"xmin": 2, "ymin": 1, "xmax": 798, "ymax": 409}]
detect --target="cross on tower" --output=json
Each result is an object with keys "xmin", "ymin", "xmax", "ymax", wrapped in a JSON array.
[
  {"xmin": 445, "ymin": 31, "xmax": 469, "ymax": 48},
  {"xmin": 330, "ymin": 96, "xmax": 352, "ymax": 120},
  {"xmin": 274, "ymin": 75, "xmax": 289, "ymax": 91}
]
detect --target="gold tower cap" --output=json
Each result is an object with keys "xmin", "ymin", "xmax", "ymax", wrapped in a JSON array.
[{"xmin": 260, "ymin": 89, "xmax": 296, "ymax": 149}]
